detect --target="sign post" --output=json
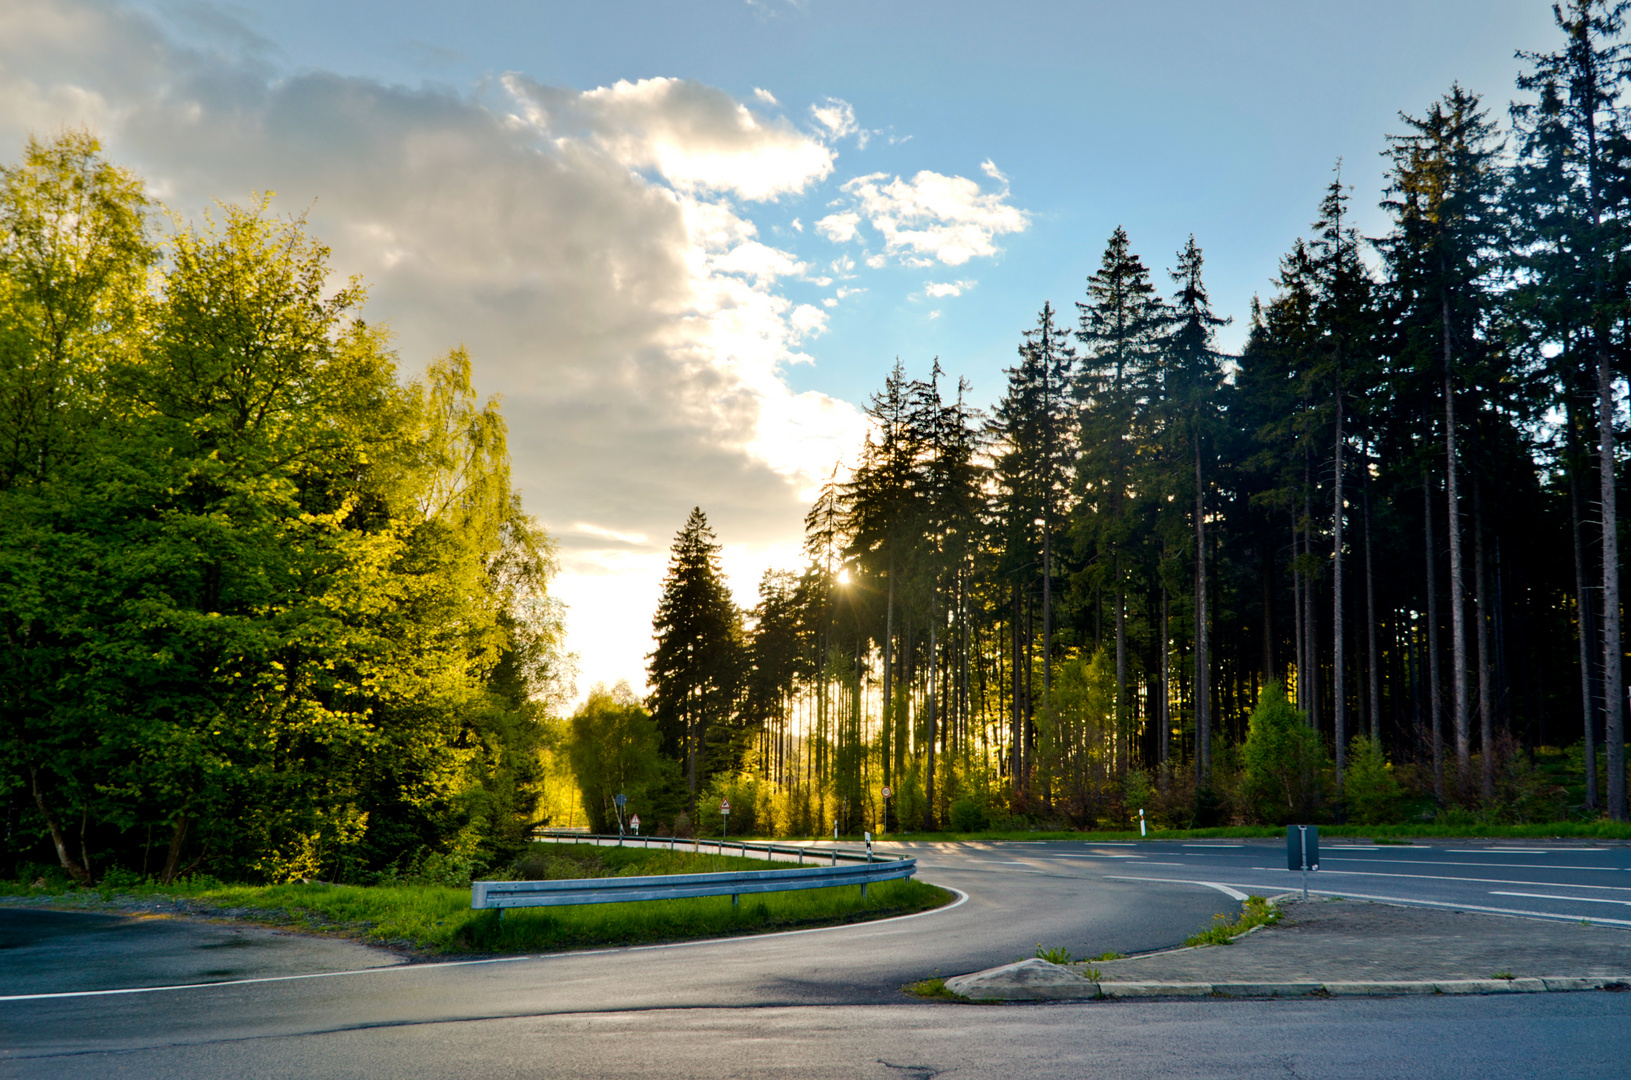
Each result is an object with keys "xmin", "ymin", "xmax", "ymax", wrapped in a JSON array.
[
  {"xmin": 1286, "ymin": 825, "xmax": 1319, "ymax": 899},
  {"xmin": 614, "ymin": 792, "xmax": 627, "ymax": 844},
  {"xmin": 881, "ymin": 786, "xmax": 892, "ymax": 835},
  {"xmin": 720, "ymin": 798, "xmax": 731, "ymax": 839}
]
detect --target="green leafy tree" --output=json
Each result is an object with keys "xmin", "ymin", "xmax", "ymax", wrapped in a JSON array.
[
  {"xmin": 1240, "ymin": 681, "xmax": 1327, "ymax": 824},
  {"xmin": 565, "ymin": 683, "xmax": 678, "ymax": 835}
]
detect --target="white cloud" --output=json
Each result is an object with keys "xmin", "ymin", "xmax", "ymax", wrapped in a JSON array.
[
  {"xmin": 810, "ymin": 97, "xmax": 857, "ymax": 140},
  {"xmin": 923, "ymin": 279, "xmax": 975, "ymax": 298},
  {"xmin": 506, "ymin": 74, "xmax": 835, "ymax": 202},
  {"xmin": 0, "ymin": 0, "xmax": 870, "ymax": 697},
  {"xmin": 814, "ymin": 209, "xmax": 861, "ymax": 244},
  {"xmin": 820, "ymin": 168, "xmax": 1029, "ymax": 266},
  {"xmin": 753, "ymin": 87, "xmax": 779, "ymax": 106}
]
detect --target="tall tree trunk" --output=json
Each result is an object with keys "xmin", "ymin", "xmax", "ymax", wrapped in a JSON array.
[
  {"xmin": 1161, "ymin": 587, "xmax": 1171, "ymax": 764},
  {"xmin": 159, "ymin": 814, "xmax": 192, "ymax": 886},
  {"xmin": 1195, "ymin": 440, "xmax": 1211, "ymax": 781},
  {"xmin": 1425, "ymin": 466, "xmax": 1445, "ymax": 803},
  {"xmin": 926, "ymin": 615, "xmax": 938, "ymax": 830},
  {"xmin": 29, "ymin": 766, "xmax": 92, "ymax": 885},
  {"xmin": 1475, "ymin": 483, "xmax": 1495, "ymax": 803},
  {"xmin": 1115, "ymin": 554, "xmax": 1126, "ymax": 767},
  {"xmin": 1293, "ymin": 515, "xmax": 1305, "ymax": 709},
  {"xmin": 1365, "ymin": 440, "xmax": 1381, "ymax": 742},
  {"xmin": 1444, "ymin": 311, "xmax": 1471, "ymax": 794},
  {"xmin": 1263, "ymin": 537, "xmax": 1277, "ymax": 684},
  {"xmin": 1333, "ymin": 390, "xmax": 1347, "ymax": 790},
  {"xmin": 1597, "ymin": 332, "xmax": 1625, "ymax": 820},
  {"xmin": 1572, "ymin": 463, "xmax": 1599, "ymax": 809},
  {"xmin": 1010, "ymin": 586, "xmax": 1022, "ymax": 794},
  {"xmin": 882, "ymin": 558, "xmax": 896, "ymax": 794},
  {"xmin": 1304, "ymin": 457, "xmax": 1320, "ymax": 732}
]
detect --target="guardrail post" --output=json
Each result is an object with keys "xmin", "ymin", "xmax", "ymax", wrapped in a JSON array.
[{"xmin": 732, "ymin": 893, "xmax": 739, "ymax": 909}]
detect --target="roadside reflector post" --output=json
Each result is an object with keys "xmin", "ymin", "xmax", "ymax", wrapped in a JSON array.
[{"xmin": 1139, "ymin": 808, "xmax": 1146, "ymax": 838}]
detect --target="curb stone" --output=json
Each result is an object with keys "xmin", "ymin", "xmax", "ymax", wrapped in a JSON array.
[{"xmin": 936, "ymin": 969, "xmax": 1631, "ymax": 1002}]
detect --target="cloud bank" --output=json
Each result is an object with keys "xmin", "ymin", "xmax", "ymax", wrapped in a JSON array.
[{"xmin": 0, "ymin": 0, "xmax": 869, "ymax": 695}]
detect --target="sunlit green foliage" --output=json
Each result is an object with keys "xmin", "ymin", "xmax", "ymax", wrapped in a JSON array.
[{"xmin": 0, "ymin": 133, "xmax": 566, "ymax": 885}]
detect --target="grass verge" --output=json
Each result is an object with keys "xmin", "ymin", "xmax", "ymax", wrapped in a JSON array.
[
  {"xmin": 1184, "ymin": 895, "xmax": 1281, "ymax": 947},
  {"xmin": 1, "ymin": 843, "xmax": 953, "ymax": 955}
]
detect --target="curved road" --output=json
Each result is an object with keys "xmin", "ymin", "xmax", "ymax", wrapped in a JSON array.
[{"xmin": 4, "ymin": 839, "xmax": 1630, "ymax": 1078}]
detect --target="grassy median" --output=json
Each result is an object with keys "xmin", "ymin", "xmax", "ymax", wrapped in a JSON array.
[{"xmin": 1, "ymin": 842, "xmax": 952, "ymax": 955}]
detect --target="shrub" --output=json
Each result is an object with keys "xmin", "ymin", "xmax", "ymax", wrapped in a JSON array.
[
  {"xmin": 1343, "ymin": 735, "xmax": 1403, "ymax": 825},
  {"xmin": 949, "ymin": 797, "xmax": 989, "ymax": 832}
]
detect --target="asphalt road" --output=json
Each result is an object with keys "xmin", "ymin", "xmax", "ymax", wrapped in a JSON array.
[{"xmin": 4, "ymin": 838, "xmax": 1628, "ymax": 1079}]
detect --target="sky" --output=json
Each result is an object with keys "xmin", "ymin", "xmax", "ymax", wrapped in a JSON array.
[{"xmin": 0, "ymin": 0, "xmax": 1565, "ymax": 701}]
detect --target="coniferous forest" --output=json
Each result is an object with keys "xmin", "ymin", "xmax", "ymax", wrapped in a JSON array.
[{"xmin": 641, "ymin": 3, "xmax": 1631, "ymax": 838}]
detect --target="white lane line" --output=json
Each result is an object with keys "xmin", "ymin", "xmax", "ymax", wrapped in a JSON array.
[
  {"xmin": 1266, "ymin": 889, "xmax": 1631, "ymax": 928},
  {"xmin": 0, "ymin": 956, "xmax": 530, "ymax": 1003},
  {"xmin": 1321, "ymin": 857, "xmax": 1625, "ymax": 870},
  {"xmin": 1105, "ymin": 875, "xmax": 1250, "ymax": 901},
  {"xmin": 1442, "ymin": 849, "xmax": 1553, "ymax": 855},
  {"xmin": 1251, "ymin": 865, "xmax": 1631, "ymax": 885},
  {"xmin": 1490, "ymin": 891, "xmax": 1631, "ymax": 907},
  {"xmin": 1049, "ymin": 854, "xmax": 1144, "ymax": 859},
  {"xmin": 1182, "ymin": 844, "xmax": 1244, "ymax": 848}
]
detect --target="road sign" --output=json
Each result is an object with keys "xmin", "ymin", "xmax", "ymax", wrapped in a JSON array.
[
  {"xmin": 614, "ymin": 793, "xmax": 627, "ymax": 808},
  {"xmin": 630, "ymin": 815, "xmax": 641, "ymax": 833},
  {"xmin": 1287, "ymin": 825, "xmax": 1319, "ymax": 899},
  {"xmin": 720, "ymin": 799, "xmax": 731, "ymax": 813},
  {"xmin": 882, "ymin": 786, "xmax": 892, "ymax": 798}
]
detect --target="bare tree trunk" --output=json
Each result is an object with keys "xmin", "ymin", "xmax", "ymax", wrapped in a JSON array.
[
  {"xmin": 1333, "ymin": 390, "xmax": 1347, "ymax": 790},
  {"xmin": 926, "ymin": 616, "xmax": 938, "ymax": 830},
  {"xmin": 1573, "ymin": 465, "xmax": 1599, "ymax": 809},
  {"xmin": 159, "ymin": 815, "xmax": 192, "ymax": 885},
  {"xmin": 1010, "ymin": 586, "xmax": 1022, "ymax": 795},
  {"xmin": 1475, "ymin": 483, "xmax": 1495, "ymax": 803},
  {"xmin": 1425, "ymin": 467, "xmax": 1445, "ymax": 803},
  {"xmin": 1161, "ymin": 587, "xmax": 1171, "ymax": 764},
  {"xmin": 1598, "ymin": 335, "xmax": 1625, "ymax": 820},
  {"xmin": 1304, "ymin": 458, "xmax": 1320, "ymax": 733},
  {"xmin": 1115, "ymin": 554, "xmax": 1127, "ymax": 768},
  {"xmin": 883, "ymin": 559, "xmax": 896, "ymax": 795},
  {"xmin": 1292, "ymin": 515, "xmax": 1305, "ymax": 709},
  {"xmin": 1444, "ymin": 317, "xmax": 1471, "ymax": 794},
  {"xmin": 1195, "ymin": 441, "xmax": 1211, "ymax": 780},
  {"xmin": 1365, "ymin": 440, "xmax": 1381, "ymax": 742},
  {"xmin": 29, "ymin": 767, "xmax": 91, "ymax": 884}
]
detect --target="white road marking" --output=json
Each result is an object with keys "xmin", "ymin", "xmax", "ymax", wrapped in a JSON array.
[
  {"xmin": 1105, "ymin": 875, "xmax": 1251, "ymax": 901},
  {"xmin": 1259, "ymin": 889, "xmax": 1631, "ymax": 928},
  {"xmin": 1490, "ymin": 891, "xmax": 1631, "ymax": 906},
  {"xmin": 1182, "ymin": 844, "xmax": 1244, "ymax": 848},
  {"xmin": 1248, "ymin": 866, "xmax": 1631, "ymax": 888},
  {"xmin": 1049, "ymin": 854, "xmax": 1144, "ymax": 859}
]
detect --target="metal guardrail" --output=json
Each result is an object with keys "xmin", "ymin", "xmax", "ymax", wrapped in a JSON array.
[{"xmin": 471, "ymin": 833, "xmax": 915, "ymax": 915}]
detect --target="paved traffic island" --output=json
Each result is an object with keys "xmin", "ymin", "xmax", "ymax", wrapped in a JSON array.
[{"xmin": 936, "ymin": 896, "xmax": 1631, "ymax": 1001}]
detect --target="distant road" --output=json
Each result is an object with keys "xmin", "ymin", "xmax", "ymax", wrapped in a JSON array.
[{"xmin": 3, "ymin": 838, "xmax": 1627, "ymax": 1079}]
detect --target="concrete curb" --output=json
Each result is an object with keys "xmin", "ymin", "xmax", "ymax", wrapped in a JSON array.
[{"xmin": 953, "ymin": 975, "xmax": 1631, "ymax": 1001}]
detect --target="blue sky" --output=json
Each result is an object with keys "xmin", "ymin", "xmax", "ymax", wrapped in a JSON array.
[{"xmin": 2, "ymin": 1, "xmax": 1564, "ymax": 697}]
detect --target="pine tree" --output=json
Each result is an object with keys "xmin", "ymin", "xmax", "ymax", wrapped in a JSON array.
[{"xmin": 648, "ymin": 507, "xmax": 743, "ymax": 808}]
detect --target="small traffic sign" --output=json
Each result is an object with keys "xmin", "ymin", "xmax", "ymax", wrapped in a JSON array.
[
  {"xmin": 721, "ymin": 799, "xmax": 731, "ymax": 813},
  {"xmin": 882, "ymin": 786, "xmax": 893, "ymax": 798},
  {"xmin": 630, "ymin": 814, "xmax": 641, "ymax": 828}
]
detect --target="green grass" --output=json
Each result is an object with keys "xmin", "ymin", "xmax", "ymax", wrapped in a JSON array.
[
  {"xmin": 1184, "ymin": 895, "xmax": 1281, "ymax": 947},
  {"xmin": 1, "ymin": 843, "xmax": 952, "ymax": 954},
  {"xmin": 903, "ymin": 976, "xmax": 974, "ymax": 1002}
]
